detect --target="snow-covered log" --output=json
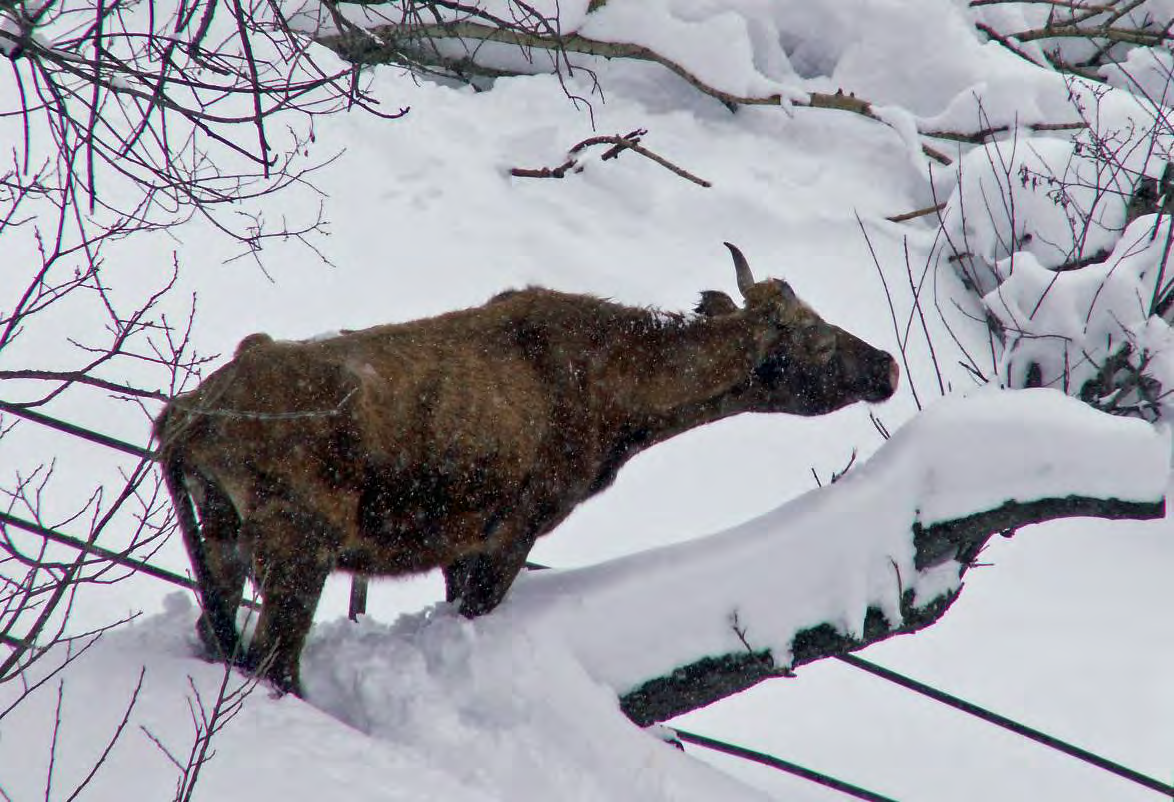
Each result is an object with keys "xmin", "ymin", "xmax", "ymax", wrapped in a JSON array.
[{"xmin": 489, "ymin": 389, "xmax": 1168, "ymax": 725}]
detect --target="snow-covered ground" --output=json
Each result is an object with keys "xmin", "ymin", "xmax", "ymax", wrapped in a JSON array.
[{"xmin": 3, "ymin": 1, "xmax": 1174, "ymax": 800}]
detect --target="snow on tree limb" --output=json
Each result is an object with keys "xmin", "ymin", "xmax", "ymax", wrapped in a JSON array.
[
  {"xmin": 618, "ymin": 493, "xmax": 1160, "ymax": 725},
  {"xmin": 495, "ymin": 389, "xmax": 1168, "ymax": 725}
]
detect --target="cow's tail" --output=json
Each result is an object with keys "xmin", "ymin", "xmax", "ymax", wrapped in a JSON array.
[{"xmin": 160, "ymin": 443, "xmax": 241, "ymax": 660}]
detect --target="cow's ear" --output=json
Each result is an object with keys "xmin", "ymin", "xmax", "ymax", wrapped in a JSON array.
[
  {"xmin": 695, "ymin": 290, "xmax": 739, "ymax": 318},
  {"xmin": 741, "ymin": 279, "xmax": 804, "ymax": 326}
]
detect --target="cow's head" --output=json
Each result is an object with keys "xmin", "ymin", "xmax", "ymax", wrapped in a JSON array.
[{"xmin": 700, "ymin": 242, "xmax": 899, "ymax": 415}]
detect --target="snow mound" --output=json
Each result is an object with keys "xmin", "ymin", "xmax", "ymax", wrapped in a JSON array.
[{"xmin": 0, "ymin": 597, "xmax": 771, "ymax": 802}]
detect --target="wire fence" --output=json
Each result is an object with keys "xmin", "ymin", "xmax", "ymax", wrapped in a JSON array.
[
  {"xmin": 0, "ymin": 399, "xmax": 156, "ymax": 460},
  {"xmin": 672, "ymin": 728, "xmax": 898, "ymax": 801},
  {"xmin": 835, "ymin": 654, "xmax": 1174, "ymax": 797},
  {"xmin": 3, "ymin": 402, "xmax": 1172, "ymax": 800}
]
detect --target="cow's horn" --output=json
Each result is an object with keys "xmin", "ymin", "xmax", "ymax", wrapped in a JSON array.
[{"xmin": 724, "ymin": 242, "xmax": 755, "ymax": 297}]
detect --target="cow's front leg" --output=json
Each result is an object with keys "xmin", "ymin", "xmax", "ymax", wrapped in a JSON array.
[{"xmin": 443, "ymin": 529, "xmax": 538, "ymax": 618}]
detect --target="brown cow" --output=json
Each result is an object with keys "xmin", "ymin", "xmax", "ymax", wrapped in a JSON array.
[{"xmin": 156, "ymin": 243, "xmax": 898, "ymax": 694}]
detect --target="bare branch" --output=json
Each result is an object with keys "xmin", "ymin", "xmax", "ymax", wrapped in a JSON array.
[
  {"xmin": 510, "ymin": 129, "xmax": 712, "ymax": 187},
  {"xmin": 63, "ymin": 667, "xmax": 146, "ymax": 802}
]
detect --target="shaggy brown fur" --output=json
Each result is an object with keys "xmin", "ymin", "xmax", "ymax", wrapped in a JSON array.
[{"xmin": 156, "ymin": 243, "xmax": 898, "ymax": 694}]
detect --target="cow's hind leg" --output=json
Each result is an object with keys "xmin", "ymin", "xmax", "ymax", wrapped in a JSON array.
[
  {"xmin": 179, "ymin": 473, "xmax": 247, "ymax": 661},
  {"xmin": 244, "ymin": 500, "xmax": 335, "ymax": 696}
]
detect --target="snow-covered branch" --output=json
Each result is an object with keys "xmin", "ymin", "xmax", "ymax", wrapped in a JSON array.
[
  {"xmin": 494, "ymin": 390, "xmax": 1168, "ymax": 724},
  {"xmin": 973, "ymin": 0, "xmax": 1174, "ymax": 78}
]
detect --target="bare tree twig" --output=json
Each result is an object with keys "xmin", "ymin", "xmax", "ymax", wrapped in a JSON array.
[
  {"xmin": 886, "ymin": 203, "xmax": 947, "ymax": 224},
  {"xmin": 924, "ymin": 121, "xmax": 1088, "ymax": 145},
  {"xmin": 510, "ymin": 129, "xmax": 712, "ymax": 187},
  {"xmin": 62, "ymin": 668, "xmax": 146, "ymax": 802}
]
